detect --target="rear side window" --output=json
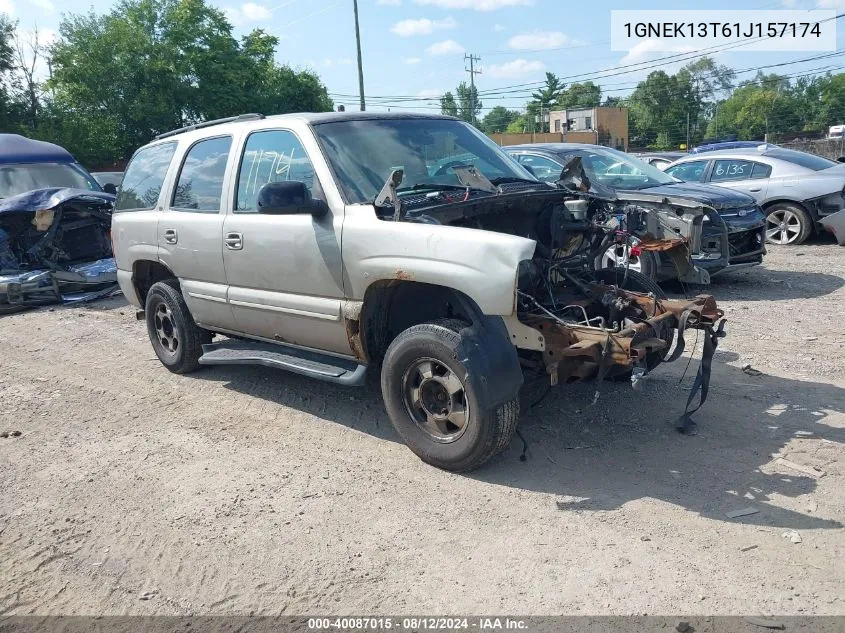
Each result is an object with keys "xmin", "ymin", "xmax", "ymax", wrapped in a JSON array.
[
  {"xmin": 116, "ymin": 142, "xmax": 177, "ymax": 212},
  {"xmin": 172, "ymin": 136, "xmax": 232, "ymax": 212},
  {"xmin": 235, "ymin": 130, "xmax": 317, "ymax": 213},
  {"xmin": 665, "ymin": 160, "xmax": 708, "ymax": 182},
  {"xmin": 767, "ymin": 148, "xmax": 836, "ymax": 171}
]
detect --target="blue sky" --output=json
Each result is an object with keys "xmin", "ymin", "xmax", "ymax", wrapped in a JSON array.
[{"xmin": 2, "ymin": 0, "xmax": 844, "ymax": 113}]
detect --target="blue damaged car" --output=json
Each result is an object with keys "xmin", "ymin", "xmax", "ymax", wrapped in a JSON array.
[{"xmin": 0, "ymin": 134, "xmax": 118, "ymax": 313}]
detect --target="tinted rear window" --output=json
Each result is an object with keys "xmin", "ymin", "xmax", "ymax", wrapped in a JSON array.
[
  {"xmin": 767, "ymin": 148, "xmax": 836, "ymax": 171},
  {"xmin": 116, "ymin": 142, "xmax": 177, "ymax": 211}
]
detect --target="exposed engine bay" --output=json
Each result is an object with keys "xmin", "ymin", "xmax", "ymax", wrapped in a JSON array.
[
  {"xmin": 0, "ymin": 188, "xmax": 118, "ymax": 311},
  {"xmin": 375, "ymin": 166, "xmax": 727, "ymax": 431}
]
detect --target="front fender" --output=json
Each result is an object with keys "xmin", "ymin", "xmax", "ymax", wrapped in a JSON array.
[{"xmin": 343, "ymin": 205, "xmax": 536, "ymax": 316}]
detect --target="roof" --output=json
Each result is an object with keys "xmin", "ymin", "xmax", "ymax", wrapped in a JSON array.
[
  {"xmin": 634, "ymin": 151, "xmax": 686, "ymax": 159},
  {"xmin": 0, "ymin": 134, "xmax": 76, "ymax": 165},
  {"xmin": 504, "ymin": 143, "xmax": 605, "ymax": 152},
  {"xmin": 671, "ymin": 147, "xmax": 780, "ymax": 160},
  {"xmin": 153, "ymin": 111, "xmax": 460, "ymax": 141}
]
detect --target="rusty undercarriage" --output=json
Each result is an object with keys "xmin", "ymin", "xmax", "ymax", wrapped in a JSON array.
[{"xmin": 382, "ymin": 167, "xmax": 729, "ymax": 430}]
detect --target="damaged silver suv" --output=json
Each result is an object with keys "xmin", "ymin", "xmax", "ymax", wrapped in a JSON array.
[{"xmin": 113, "ymin": 112, "xmax": 726, "ymax": 472}]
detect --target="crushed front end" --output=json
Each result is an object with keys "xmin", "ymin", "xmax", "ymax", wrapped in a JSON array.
[
  {"xmin": 0, "ymin": 187, "xmax": 118, "ymax": 311},
  {"xmin": 381, "ymin": 175, "xmax": 727, "ymax": 430}
]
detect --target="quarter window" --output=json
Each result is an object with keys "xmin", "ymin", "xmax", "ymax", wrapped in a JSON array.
[
  {"xmin": 172, "ymin": 136, "xmax": 232, "ymax": 212},
  {"xmin": 235, "ymin": 130, "xmax": 317, "ymax": 213},
  {"xmin": 115, "ymin": 142, "xmax": 177, "ymax": 212},
  {"xmin": 665, "ymin": 160, "xmax": 708, "ymax": 183}
]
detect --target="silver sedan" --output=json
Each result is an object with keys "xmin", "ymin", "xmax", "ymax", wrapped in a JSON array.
[{"xmin": 664, "ymin": 146, "xmax": 845, "ymax": 245}]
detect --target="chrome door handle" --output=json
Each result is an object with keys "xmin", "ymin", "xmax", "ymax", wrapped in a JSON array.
[
  {"xmin": 163, "ymin": 229, "xmax": 178, "ymax": 244},
  {"xmin": 748, "ymin": 187, "xmax": 762, "ymax": 192},
  {"xmin": 225, "ymin": 232, "xmax": 243, "ymax": 250}
]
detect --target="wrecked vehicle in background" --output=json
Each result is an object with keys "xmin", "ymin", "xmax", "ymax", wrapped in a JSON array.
[
  {"xmin": 0, "ymin": 135, "xmax": 118, "ymax": 313},
  {"xmin": 505, "ymin": 143, "xmax": 766, "ymax": 284},
  {"xmin": 113, "ymin": 112, "xmax": 726, "ymax": 472}
]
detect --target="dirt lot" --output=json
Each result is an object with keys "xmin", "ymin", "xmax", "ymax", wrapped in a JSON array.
[{"xmin": 1, "ymin": 242, "xmax": 844, "ymax": 616}]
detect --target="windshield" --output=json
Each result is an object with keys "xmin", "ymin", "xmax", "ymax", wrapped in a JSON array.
[
  {"xmin": 312, "ymin": 118, "xmax": 537, "ymax": 204},
  {"xmin": 765, "ymin": 148, "xmax": 837, "ymax": 171},
  {"xmin": 0, "ymin": 162, "xmax": 102, "ymax": 198},
  {"xmin": 565, "ymin": 147, "xmax": 678, "ymax": 191}
]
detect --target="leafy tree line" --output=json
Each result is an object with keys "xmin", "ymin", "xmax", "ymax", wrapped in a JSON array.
[
  {"xmin": 442, "ymin": 57, "xmax": 845, "ymax": 148},
  {"xmin": 0, "ymin": 0, "xmax": 333, "ymax": 167}
]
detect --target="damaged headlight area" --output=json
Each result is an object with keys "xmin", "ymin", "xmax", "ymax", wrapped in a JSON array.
[
  {"xmin": 378, "ymin": 167, "xmax": 727, "ymax": 430},
  {"xmin": 0, "ymin": 187, "xmax": 119, "ymax": 312}
]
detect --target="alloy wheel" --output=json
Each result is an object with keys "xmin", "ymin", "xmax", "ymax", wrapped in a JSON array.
[
  {"xmin": 402, "ymin": 358, "xmax": 470, "ymax": 443},
  {"xmin": 599, "ymin": 240, "xmax": 643, "ymax": 273},
  {"xmin": 765, "ymin": 208, "xmax": 802, "ymax": 245},
  {"xmin": 153, "ymin": 302, "xmax": 179, "ymax": 356}
]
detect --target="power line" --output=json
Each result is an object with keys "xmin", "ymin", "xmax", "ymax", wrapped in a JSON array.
[
  {"xmin": 329, "ymin": 12, "xmax": 844, "ymax": 104},
  {"xmin": 329, "ymin": 51, "xmax": 845, "ymax": 109}
]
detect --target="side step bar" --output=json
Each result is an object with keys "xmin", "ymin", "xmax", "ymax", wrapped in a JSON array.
[{"xmin": 199, "ymin": 340, "xmax": 368, "ymax": 387}]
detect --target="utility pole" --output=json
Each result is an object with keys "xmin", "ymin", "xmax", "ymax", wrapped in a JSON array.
[
  {"xmin": 353, "ymin": 0, "xmax": 366, "ymax": 111},
  {"xmin": 686, "ymin": 111, "xmax": 690, "ymax": 150},
  {"xmin": 464, "ymin": 53, "xmax": 481, "ymax": 125}
]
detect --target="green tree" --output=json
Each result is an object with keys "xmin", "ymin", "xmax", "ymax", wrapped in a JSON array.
[
  {"xmin": 556, "ymin": 81, "xmax": 601, "ymax": 109},
  {"xmin": 505, "ymin": 114, "xmax": 529, "ymax": 134},
  {"xmin": 818, "ymin": 73, "xmax": 845, "ymax": 128},
  {"xmin": 0, "ymin": 15, "xmax": 21, "ymax": 132},
  {"xmin": 706, "ymin": 74, "xmax": 801, "ymax": 141},
  {"xmin": 628, "ymin": 70, "xmax": 696, "ymax": 148},
  {"xmin": 455, "ymin": 81, "xmax": 481, "ymax": 124},
  {"xmin": 481, "ymin": 106, "xmax": 518, "ymax": 134},
  {"xmin": 527, "ymin": 72, "xmax": 564, "ymax": 132},
  {"xmin": 47, "ymin": 0, "xmax": 332, "ymax": 165},
  {"xmin": 440, "ymin": 91, "xmax": 458, "ymax": 117}
]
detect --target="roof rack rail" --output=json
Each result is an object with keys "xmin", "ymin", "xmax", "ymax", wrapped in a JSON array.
[{"xmin": 154, "ymin": 113, "xmax": 265, "ymax": 140}]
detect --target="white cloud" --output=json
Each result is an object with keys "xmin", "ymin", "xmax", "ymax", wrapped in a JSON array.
[
  {"xmin": 390, "ymin": 16, "xmax": 455, "ymax": 37},
  {"xmin": 0, "ymin": 0, "xmax": 14, "ymax": 14},
  {"xmin": 492, "ymin": 23, "xmax": 506, "ymax": 32},
  {"xmin": 403, "ymin": 56, "xmax": 422, "ymax": 64},
  {"xmin": 225, "ymin": 2, "xmax": 272, "ymax": 25},
  {"xmin": 507, "ymin": 30, "xmax": 583, "ymax": 50},
  {"xmin": 619, "ymin": 39, "xmax": 696, "ymax": 65},
  {"xmin": 426, "ymin": 39, "xmax": 464, "ymax": 55},
  {"xmin": 486, "ymin": 58, "xmax": 545, "ymax": 78},
  {"xmin": 377, "ymin": 0, "xmax": 402, "ymax": 4},
  {"xmin": 413, "ymin": 0, "xmax": 531, "ymax": 11},
  {"xmin": 416, "ymin": 88, "xmax": 442, "ymax": 98},
  {"xmin": 28, "ymin": 0, "xmax": 53, "ymax": 13},
  {"xmin": 816, "ymin": 0, "xmax": 845, "ymax": 7}
]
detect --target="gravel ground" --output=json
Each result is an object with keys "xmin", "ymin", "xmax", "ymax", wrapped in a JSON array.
[{"xmin": 1, "ymin": 241, "xmax": 843, "ymax": 616}]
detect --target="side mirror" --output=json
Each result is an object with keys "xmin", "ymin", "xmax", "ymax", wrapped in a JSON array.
[
  {"xmin": 257, "ymin": 181, "xmax": 327, "ymax": 216},
  {"xmin": 103, "ymin": 183, "xmax": 118, "ymax": 195}
]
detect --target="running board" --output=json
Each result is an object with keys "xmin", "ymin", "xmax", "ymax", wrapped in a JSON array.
[{"xmin": 199, "ymin": 340, "xmax": 367, "ymax": 386}]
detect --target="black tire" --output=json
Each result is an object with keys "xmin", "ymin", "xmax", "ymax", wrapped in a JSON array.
[
  {"xmin": 145, "ymin": 279, "xmax": 211, "ymax": 374},
  {"xmin": 381, "ymin": 318, "xmax": 520, "ymax": 472},
  {"xmin": 592, "ymin": 268, "xmax": 675, "ymax": 378},
  {"xmin": 764, "ymin": 202, "xmax": 813, "ymax": 245}
]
